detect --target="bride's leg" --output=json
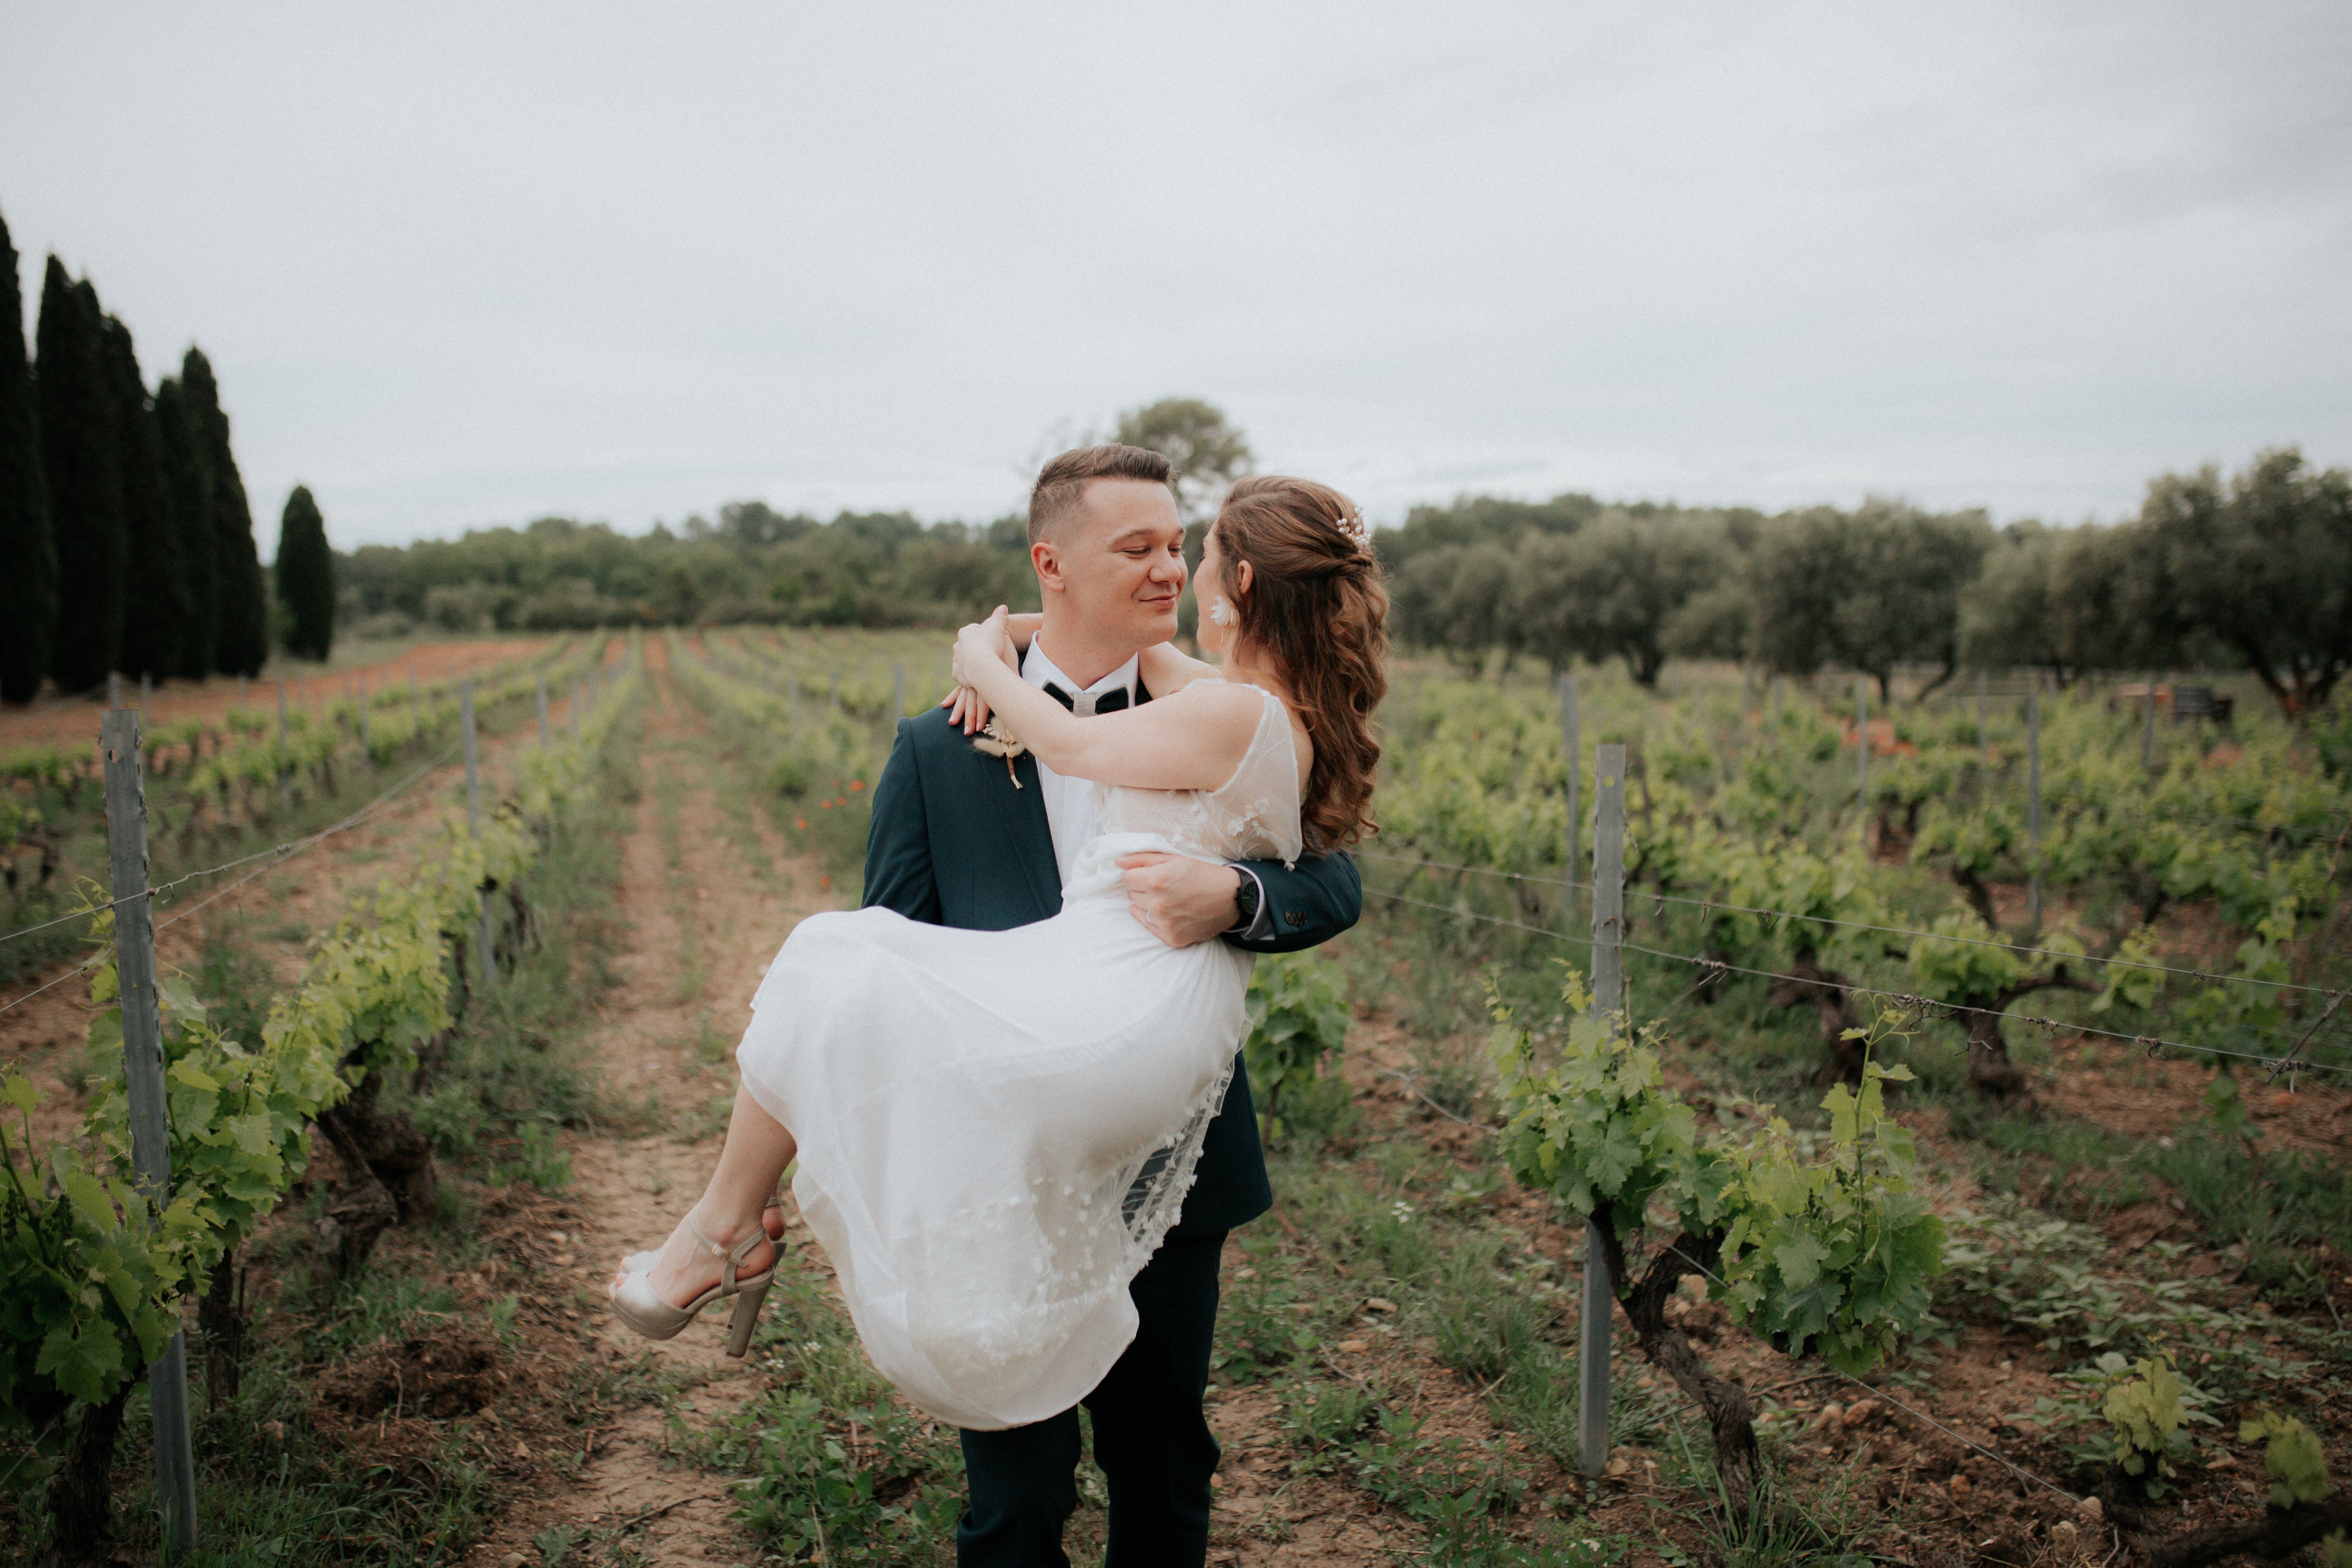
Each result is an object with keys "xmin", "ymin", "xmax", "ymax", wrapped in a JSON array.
[{"xmin": 614, "ymin": 1084, "xmax": 801, "ymax": 1309}]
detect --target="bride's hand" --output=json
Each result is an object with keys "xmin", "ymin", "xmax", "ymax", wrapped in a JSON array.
[
  {"xmin": 950, "ymin": 608, "xmax": 1017, "ymax": 689},
  {"xmin": 943, "ymin": 608, "xmax": 1017, "ymax": 734},
  {"xmin": 942, "ymin": 681, "xmax": 993, "ymax": 735}
]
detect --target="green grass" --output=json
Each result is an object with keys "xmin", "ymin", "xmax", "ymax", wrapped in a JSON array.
[
  {"xmin": 693, "ymin": 1266, "xmax": 969, "ymax": 1565},
  {"xmin": 2147, "ymin": 1129, "xmax": 2352, "ymax": 1308}
]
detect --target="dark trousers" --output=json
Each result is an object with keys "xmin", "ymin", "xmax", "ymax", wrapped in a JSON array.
[{"xmin": 956, "ymin": 1228, "xmax": 1227, "ymax": 1568}]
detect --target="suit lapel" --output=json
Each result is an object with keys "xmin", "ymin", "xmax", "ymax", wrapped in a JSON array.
[
  {"xmin": 1004, "ymin": 750, "xmax": 1061, "ymax": 917},
  {"xmin": 951, "ymin": 667, "xmax": 1155, "ymax": 924}
]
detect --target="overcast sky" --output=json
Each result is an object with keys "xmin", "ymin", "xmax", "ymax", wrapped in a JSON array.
[{"xmin": 5, "ymin": 4, "xmax": 2348, "ymax": 557}]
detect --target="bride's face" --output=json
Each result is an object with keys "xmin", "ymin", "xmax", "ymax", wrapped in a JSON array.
[{"xmin": 1195, "ymin": 527, "xmax": 1252, "ymax": 658}]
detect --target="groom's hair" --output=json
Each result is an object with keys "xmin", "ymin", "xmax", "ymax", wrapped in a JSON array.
[{"xmin": 1028, "ymin": 444, "xmax": 1174, "ymax": 544}]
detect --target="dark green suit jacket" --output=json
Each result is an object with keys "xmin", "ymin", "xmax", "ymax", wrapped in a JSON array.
[{"xmin": 862, "ymin": 701, "xmax": 1362, "ymax": 1235}]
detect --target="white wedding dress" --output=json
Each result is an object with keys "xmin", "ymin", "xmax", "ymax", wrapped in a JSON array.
[{"xmin": 734, "ymin": 681, "xmax": 1304, "ymax": 1430}]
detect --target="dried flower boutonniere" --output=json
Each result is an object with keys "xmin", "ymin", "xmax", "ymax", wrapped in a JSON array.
[{"xmin": 971, "ymin": 718, "xmax": 1028, "ymax": 786}]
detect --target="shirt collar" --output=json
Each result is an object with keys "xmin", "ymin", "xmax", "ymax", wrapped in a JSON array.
[{"xmin": 1023, "ymin": 637, "xmax": 1138, "ymax": 702}]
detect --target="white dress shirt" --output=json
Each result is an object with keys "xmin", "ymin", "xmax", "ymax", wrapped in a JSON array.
[
  {"xmin": 1017, "ymin": 636, "xmax": 1277, "ymax": 940},
  {"xmin": 1021, "ymin": 638, "xmax": 1139, "ymax": 889}
]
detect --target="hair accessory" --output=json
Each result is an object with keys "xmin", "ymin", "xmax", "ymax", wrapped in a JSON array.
[
  {"xmin": 1208, "ymin": 596, "xmax": 1236, "ymax": 627},
  {"xmin": 1334, "ymin": 508, "xmax": 1372, "ymax": 553}
]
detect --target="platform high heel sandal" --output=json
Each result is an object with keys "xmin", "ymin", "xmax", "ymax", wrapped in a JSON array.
[
  {"xmin": 609, "ymin": 1215, "xmax": 777, "ymax": 1358},
  {"xmin": 620, "ymin": 1195, "xmax": 787, "ymax": 1276}
]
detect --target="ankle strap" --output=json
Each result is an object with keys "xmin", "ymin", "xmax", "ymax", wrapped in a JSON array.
[{"xmin": 687, "ymin": 1215, "xmax": 767, "ymax": 1291}]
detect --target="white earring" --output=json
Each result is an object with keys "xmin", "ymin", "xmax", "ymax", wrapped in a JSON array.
[{"xmin": 1208, "ymin": 597, "xmax": 1235, "ymax": 628}]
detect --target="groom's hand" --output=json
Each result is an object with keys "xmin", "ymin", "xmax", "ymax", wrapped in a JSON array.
[{"xmin": 1116, "ymin": 852, "xmax": 1242, "ymax": 948}]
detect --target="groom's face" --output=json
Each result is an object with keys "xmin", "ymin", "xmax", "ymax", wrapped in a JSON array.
[{"xmin": 1034, "ymin": 480, "xmax": 1187, "ymax": 649}]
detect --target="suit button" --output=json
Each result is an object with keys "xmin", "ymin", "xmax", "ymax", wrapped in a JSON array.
[{"xmin": 1283, "ymin": 911, "xmax": 1307, "ymax": 928}]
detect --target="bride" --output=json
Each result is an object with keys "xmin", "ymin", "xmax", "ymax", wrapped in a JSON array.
[{"xmin": 608, "ymin": 476, "xmax": 1388, "ymax": 1430}]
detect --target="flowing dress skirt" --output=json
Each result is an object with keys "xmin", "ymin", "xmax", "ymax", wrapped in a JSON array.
[{"xmin": 733, "ymin": 831, "xmax": 1252, "ymax": 1430}]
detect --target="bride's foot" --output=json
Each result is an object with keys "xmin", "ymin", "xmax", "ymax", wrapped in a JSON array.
[
  {"xmin": 610, "ymin": 1203, "xmax": 779, "ymax": 1312},
  {"xmin": 617, "ymin": 1196, "xmax": 786, "ymax": 1282}
]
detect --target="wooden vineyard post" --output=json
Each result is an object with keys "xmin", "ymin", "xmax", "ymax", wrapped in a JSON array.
[
  {"xmin": 100, "ymin": 711, "xmax": 201, "ymax": 1554},
  {"xmin": 108, "ymin": 671, "xmax": 122, "ymax": 709},
  {"xmin": 2027, "ymin": 685, "xmax": 2043, "ymax": 934},
  {"xmin": 408, "ymin": 673, "xmax": 420, "ymax": 738},
  {"xmin": 461, "ymin": 681, "xmax": 494, "ymax": 987},
  {"xmin": 139, "ymin": 671, "xmax": 151, "ymax": 716},
  {"xmin": 1557, "ymin": 674, "xmax": 1579, "ymax": 922},
  {"xmin": 1579, "ymin": 741, "xmax": 1627, "ymax": 1478},
  {"xmin": 356, "ymin": 672, "xmax": 370, "ymax": 760},
  {"xmin": 1855, "ymin": 676, "xmax": 1870, "ymax": 855},
  {"xmin": 537, "ymin": 673, "xmax": 550, "ymax": 748},
  {"xmin": 236, "ymin": 672, "xmax": 247, "ymax": 708},
  {"xmin": 2141, "ymin": 671, "xmax": 2158, "ymax": 774}
]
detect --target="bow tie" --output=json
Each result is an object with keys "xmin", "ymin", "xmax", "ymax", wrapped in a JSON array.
[{"xmin": 1044, "ymin": 683, "xmax": 1130, "ymax": 716}]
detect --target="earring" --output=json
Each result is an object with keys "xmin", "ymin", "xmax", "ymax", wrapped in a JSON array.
[{"xmin": 1208, "ymin": 597, "xmax": 1235, "ymax": 627}]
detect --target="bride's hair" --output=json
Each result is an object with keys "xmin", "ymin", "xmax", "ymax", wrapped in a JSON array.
[{"xmin": 1212, "ymin": 476, "xmax": 1389, "ymax": 851}]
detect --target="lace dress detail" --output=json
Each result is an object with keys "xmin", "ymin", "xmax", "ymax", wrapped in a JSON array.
[{"xmin": 733, "ymin": 684, "xmax": 1302, "ymax": 1430}]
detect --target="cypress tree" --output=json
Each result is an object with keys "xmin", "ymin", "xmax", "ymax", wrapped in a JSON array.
[
  {"xmin": 181, "ymin": 349, "xmax": 268, "ymax": 676},
  {"xmin": 36, "ymin": 263, "xmax": 126, "ymax": 693},
  {"xmin": 101, "ymin": 316, "xmax": 190, "ymax": 682},
  {"xmin": 0, "ymin": 209, "xmax": 56, "ymax": 704},
  {"xmin": 275, "ymin": 485, "xmax": 333, "ymax": 661},
  {"xmin": 153, "ymin": 375, "xmax": 217, "ymax": 678}
]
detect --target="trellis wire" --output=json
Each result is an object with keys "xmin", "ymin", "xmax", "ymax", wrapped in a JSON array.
[
  {"xmin": 1355, "ymin": 848, "xmax": 2343, "ymax": 1002},
  {"xmin": 0, "ymin": 744, "xmax": 459, "ymax": 1019},
  {"xmin": 1364, "ymin": 885, "xmax": 2352, "ymax": 1082}
]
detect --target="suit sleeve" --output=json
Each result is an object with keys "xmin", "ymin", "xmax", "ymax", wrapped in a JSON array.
[
  {"xmin": 861, "ymin": 718, "xmax": 943, "ymax": 924},
  {"xmin": 1221, "ymin": 850, "xmax": 1361, "ymax": 955}
]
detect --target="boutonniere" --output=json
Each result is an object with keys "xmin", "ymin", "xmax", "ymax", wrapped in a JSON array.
[{"xmin": 971, "ymin": 719, "xmax": 1028, "ymax": 787}]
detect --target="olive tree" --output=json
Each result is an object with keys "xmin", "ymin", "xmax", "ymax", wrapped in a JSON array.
[{"xmin": 2142, "ymin": 447, "xmax": 2352, "ymax": 719}]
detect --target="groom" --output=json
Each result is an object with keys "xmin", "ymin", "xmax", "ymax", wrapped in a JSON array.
[{"xmin": 863, "ymin": 443, "xmax": 1363, "ymax": 1566}]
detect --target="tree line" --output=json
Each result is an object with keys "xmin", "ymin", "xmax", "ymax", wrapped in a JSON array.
[
  {"xmin": 337, "ymin": 504, "xmax": 1041, "ymax": 636},
  {"xmin": 332, "ymin": 399, "xmax": 1258, "ymax": 637},
  {"xmin": 1380, "ymin": 447, "xmax": 2352, "ymax": 720},
  {"xmin": 335, "ymin": 399, "xmax": 1253, "ymax": 638},
  {"xmin": 0, "ymin": 205, "xmax": 337, "ymax": 705}
]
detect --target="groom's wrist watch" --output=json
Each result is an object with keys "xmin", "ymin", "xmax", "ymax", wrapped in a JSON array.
[{"xmin": 1226, "ymin": 868, "xmax": 1261, "ymax": 934}]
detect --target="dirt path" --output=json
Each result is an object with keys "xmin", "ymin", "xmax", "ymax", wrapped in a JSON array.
[{"xmin": 462, "ymin": 640, "xmax": 840, "ymax": 1565}]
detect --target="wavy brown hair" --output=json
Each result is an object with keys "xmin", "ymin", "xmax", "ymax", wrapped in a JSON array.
[{"xmin": 1212, "ymin": 476, "xmax": 1390, "ymax": 851}]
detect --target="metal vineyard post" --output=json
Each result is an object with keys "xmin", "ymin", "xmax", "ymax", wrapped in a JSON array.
[
  {"xmin": 1558, "ymin": 674, "xmax": 1579, "ymax": 913},
  {"xmin": 1580, "ymin": 741, "xmax": 1628, "ymax": 1477},
  {"xmin": 461, "ymin": 681, "xmax": 494, "ymax": 985},
  {"xmin": 99, "ymin": 710, "xmax": 200, "ymax": 1553},
  {"xmin": 1856, "ymin": 676, "xmax": 1870, "ymax": 854},
  {"xmin": 2027, "ymin": 685, "xmax": 2043, "ymax": 933},
  {"xmin": 276, "ymin": 681, "xmax": 290, "ymax": 812},
  {"xmin": 1977, "ymin": 671, "xmax": 1990, "ymax": 778}
]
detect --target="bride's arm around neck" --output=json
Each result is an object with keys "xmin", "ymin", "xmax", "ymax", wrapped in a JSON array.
[
  {"xmin": 1139, "ymin": 641, "xmax": 1224, "ymax": 697},
  {"xmin": 954, "ymin": 614, "xmax": 1267, "ymax": 793}
]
